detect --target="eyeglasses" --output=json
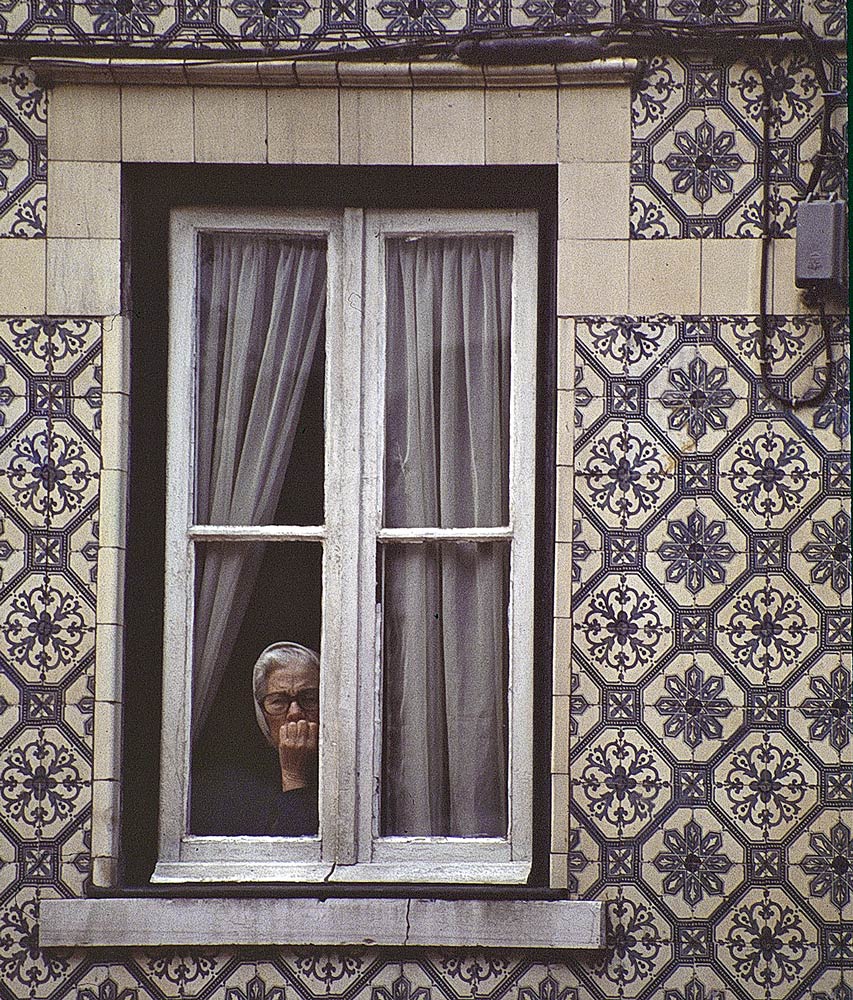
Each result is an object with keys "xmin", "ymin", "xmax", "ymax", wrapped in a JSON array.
[{"xmin": 261, "ymin": 689, "xmax": 320, "ymax": 716}]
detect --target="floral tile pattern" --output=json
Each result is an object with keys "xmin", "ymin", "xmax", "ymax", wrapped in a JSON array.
[
  {"xmin": 0, "ymin": 322, "xmax": 843, "ymax": 1000},
  {"xmin": 0, "ymin": 0, "xmax": 846, "ymax": 46},
  {"xmin": 0, "ymin": 65, "xmax": 46, "ymax": 238},
  {"xmin": 566, "ymin": 311, "xmax": 851, "ymax": 999},
  {"xmin": 0, "ymin": 15, "xmax": 849, "ymax": 995},
  {"xmin": 0, "ymin": 316, "xmax": 100, "ymax": 972},
  {"xmin": 630, "ymin": 53, "xmax": 848, "ymax": 237}
]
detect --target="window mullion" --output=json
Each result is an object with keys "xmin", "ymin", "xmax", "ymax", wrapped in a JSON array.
[
  {"xmin": 325, "ymin": 208, "xmax": 364, "ymax": 866},
  {"xmin": 357, "ymin": 209, "xmax": 385, "ymax": 865}
]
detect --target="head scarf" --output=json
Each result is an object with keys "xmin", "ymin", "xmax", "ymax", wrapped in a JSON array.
[{"xmin": 252, "ymin": 642, "xmax": 320, "ymax": 743}]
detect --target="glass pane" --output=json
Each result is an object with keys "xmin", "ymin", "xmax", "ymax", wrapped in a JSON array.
[
  {"xmin": 189, "ymin": 541, "xmax": 322, "ymax": 837},
  {"xmin": 384, "ymin": 235, "xmax": 512, "ymax": 529},
  {"xmin": 195, "ymin": 232, "xmax": 327, "ymax": 526},
  {"xmin": 380, "ymin": 540, "xmax": 509, "ymax": 837}
]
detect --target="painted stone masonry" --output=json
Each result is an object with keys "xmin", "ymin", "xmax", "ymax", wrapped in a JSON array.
[{"xmin": 0, "ymin": 0, "xmax": 849, "ymax": 994}]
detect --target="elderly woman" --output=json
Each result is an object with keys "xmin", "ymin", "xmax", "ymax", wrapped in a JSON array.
[
  {"xmin": 254, "ymin": 642, "xmax": 320, "ymax": 797},
  {"xmin": 191, "ymin": 642, "xmax": 320, "ymax": 837}
]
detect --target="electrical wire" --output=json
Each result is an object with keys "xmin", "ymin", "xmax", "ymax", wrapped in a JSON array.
[
  {"xmin": 8, "ymin": 16, "xmax": 848, "ymax": 64},
  {"xmin": 754, "ymin": 29, "xmax": 838, "ymax": 411},
  {"xmin": 17, "ymin": 14, "xmax": 846, "ymax": 411}
]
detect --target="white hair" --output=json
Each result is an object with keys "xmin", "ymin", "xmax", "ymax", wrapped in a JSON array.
[{"xmin": 252, "ymin": 642, "xmax": 320, "ymax": 743}]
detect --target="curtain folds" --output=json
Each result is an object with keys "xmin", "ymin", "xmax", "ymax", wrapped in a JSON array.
[
  {"xmin": 192, "ymin": 235, "xmax": 327, "ymax": 737},
  {"xmin": 382, "ymin": 236, "xmax": 512, "ymax": 837}
]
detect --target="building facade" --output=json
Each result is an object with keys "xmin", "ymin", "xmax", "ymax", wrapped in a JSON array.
[{"xmin": 0, "ymin": 2, "xmax": 849, "ymax": 998}]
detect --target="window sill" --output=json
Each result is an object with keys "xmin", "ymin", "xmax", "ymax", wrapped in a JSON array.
[
  {"xmin": 151, "ymin": 859, "xmax": 531, "ymax": 884},
  {"xmin": 40, "ymin": 897, "xmax": 604, "ymax": 950}
]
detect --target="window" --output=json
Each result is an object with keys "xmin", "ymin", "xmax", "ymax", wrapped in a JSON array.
[{"xmin": 152, "ymin": 205, "xmax": 538, "ymax": 884}]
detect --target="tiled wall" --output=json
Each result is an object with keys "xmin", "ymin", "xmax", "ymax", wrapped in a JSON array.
[
  {"xmin": 0, "ymin": 65, "xmax": 46, "ymax": 240},
  {"xmin": 0, "ymin": 33, "xmax": 849, "ymax": 1000},
  {"xmin": 629, "ymin": 51, "xmax": 847, "ymax": 238},
  {"xmin": 553, "ymin": 310, "xmax": 851, "ymax": 997},
  {"xmin": 0, "ymin": 0, "xmax": 846, "ymax": 49}
]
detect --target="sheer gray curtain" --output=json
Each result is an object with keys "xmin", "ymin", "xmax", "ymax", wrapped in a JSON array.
[
  {"xmin": 192, "ymin": 234, "xmax": 326, "ymax": 736},
  {"xmin": 382, "ymin": 236, "xmax": 512, "ymax": 837}
]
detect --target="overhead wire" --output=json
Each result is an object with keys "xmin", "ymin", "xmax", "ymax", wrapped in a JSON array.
[
  {"xmin": 14, "ymin": 15, "xmax": 846, "ymax": 409},
  {"xmin": 754, "ymin": 24, "xmax": 841, "ymax": 410}
]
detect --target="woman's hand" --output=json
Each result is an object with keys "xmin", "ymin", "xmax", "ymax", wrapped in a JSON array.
[{"xmin": 278, "ymin": 719, "xmax": 319, "ymax": 791}]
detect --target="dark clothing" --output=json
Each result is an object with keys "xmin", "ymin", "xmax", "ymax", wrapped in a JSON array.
[{"xmin": 191, "ymin": 761, "xmax": 318, "ymax": 836}]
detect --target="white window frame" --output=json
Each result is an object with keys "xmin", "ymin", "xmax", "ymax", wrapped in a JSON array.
[{"xmin": 154, "ymin": 206, "xmax": 538, "ymax": 885}]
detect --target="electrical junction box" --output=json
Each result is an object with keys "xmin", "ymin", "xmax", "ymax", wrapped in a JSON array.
[{"xmin": 795, "ymin": 199, "xmax": 848, "ymax": 290}]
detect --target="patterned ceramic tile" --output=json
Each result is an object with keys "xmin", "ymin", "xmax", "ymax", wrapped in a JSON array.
[
  {"xmin": 631, "ymin": 51, "xmax": 846, "ymax": 238},
  {"xmin": 0, "ymin": 416, "xmax": 99, "ymax": 537},
  {"xmin": 573, "ymin": 572, "xmax": 676, "ymax": 684},
  {"xmin": 654, "ymin": 0, "xmax": 761, "ymax": 24},
  {"xmin": 62, "ymin": 667, "xmax": 95, "ymax": 743},
  {"xmin": 412, "ymin": 950, "xmax": 528, "ymax": 998},
  {"xmin": 57, "ymin": 816, "xmax": 92, "ymax": 896},
  {"xmin": 646, "ymin": 499, "xmax": 749, "ymax": 605},
  {"xmin": 0, "ymin": 889, "xmax": 86, "ymax": 996},
  {"xmin": 586, "ymin": 885, "xmax": 675, "ymax": 998},
  {"xmin": 713, "ymin": 729, "xmax": 819, "ymax": 842},
  {"xmin": 75, "ymin": 964, "xmax": 162, "ymax": 1000},
  {"xmin": 512, "ymin": 0, "xmax": 614, "ymax": 30},
  {"xmin": 129, "ymin": 948, "xmax": 236, "ymax": 998},
  {"xmin": 0, "ymin": 94, "xmax": 847, "ymax": 994},
  {"xmin": 566, "ymin": 310, "xmax": 849, "ymax": 999},
  {"xmin": 565, "ymin": 811, "xmax": 602, "ymax": 898},
  {"xmin": 68, "ymin": 517, "xmax": 99, "ymax": 596},
  {"xmin": 269, "ymin": 950, "xmax": 387, "ymax": 998},
  {"xmin": 715, "ymin": 573, "xmax": 821, "ymax": 684},
  {"xmin": 789, "ymin": 809, "xmax": 853, "ymax": 922},
  {"xmin": 804, "ymin": 970, "xmax": 852, "ymax": 1000},
  {"xmin": 715, "ymin": 886, "xmax": 821, "ymax": 998},
  {"xmin": 0, "ymin": 66, "xmax": 46, "ymax": 239},
  {"xmin": 802, "ymin": 0, "xmax": 847, "ymax": 38},
  {"xmin": 4, "ymin": 0, "xmax": 833, "ymax": 48},
  {"xmin": 790, "ymin": 654, "xmax": 853, "ymax": 764},
  {"xmin": 572, "ymin": 726, "xmax": 673, "ymax": 838},
  {"xmin": 654, "ymin": 967, "xmax": 731, "ymax": 1000},
  {"xmin": 642, "ymin": 653, "xmax": 746, "ymax": 757},
  {"xmin": 576, "ymin": 315, "xmax": 683, "ymax": 381},
  {"xmin": 641, "ymin": 806, "xmax": 746, "ymax": 919},
  {"xmin": 647, "ymin": 345, "xmax": 750, "ymax": 448},
  {"xmin": 568, "ymin": 666, "xmax": 601, "ymax": 742},
  {"xmin": 0, "ymin": 572, "xmax": 96, "ymax": 684},
  {"xmin": 0, "ymin": 724, "xmax": 91, "ymax": 840}
]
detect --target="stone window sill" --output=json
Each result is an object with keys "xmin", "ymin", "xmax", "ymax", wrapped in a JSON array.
[{"xmin": 40, "ymin": 898, "xmax": 604, "ymax": 950}]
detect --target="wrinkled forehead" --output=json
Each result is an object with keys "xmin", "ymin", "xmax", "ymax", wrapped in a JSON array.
[{"xmin": 261, "ymin": 655, "xmax": 319, "ymax": 695}]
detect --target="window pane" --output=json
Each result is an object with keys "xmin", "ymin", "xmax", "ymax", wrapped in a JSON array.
[
  {"xmin": 196, "ymin": 233, "xmax": 327, "ymax": 526},
  {"xmin": 380, "ymin": 540, "xmax": 509, "ymax": 837},
  {"xmin": 384, "ymin": 236, "xmax": 512, "ymax": 529},
  {"xmin": 189, "ymin": 541, "xmax": 322, "ymax": 837}
]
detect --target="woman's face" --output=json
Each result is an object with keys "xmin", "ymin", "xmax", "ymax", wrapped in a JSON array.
[{"xmin": 260, "ymin": 660, "xmax": 320, "ymax": 747}]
